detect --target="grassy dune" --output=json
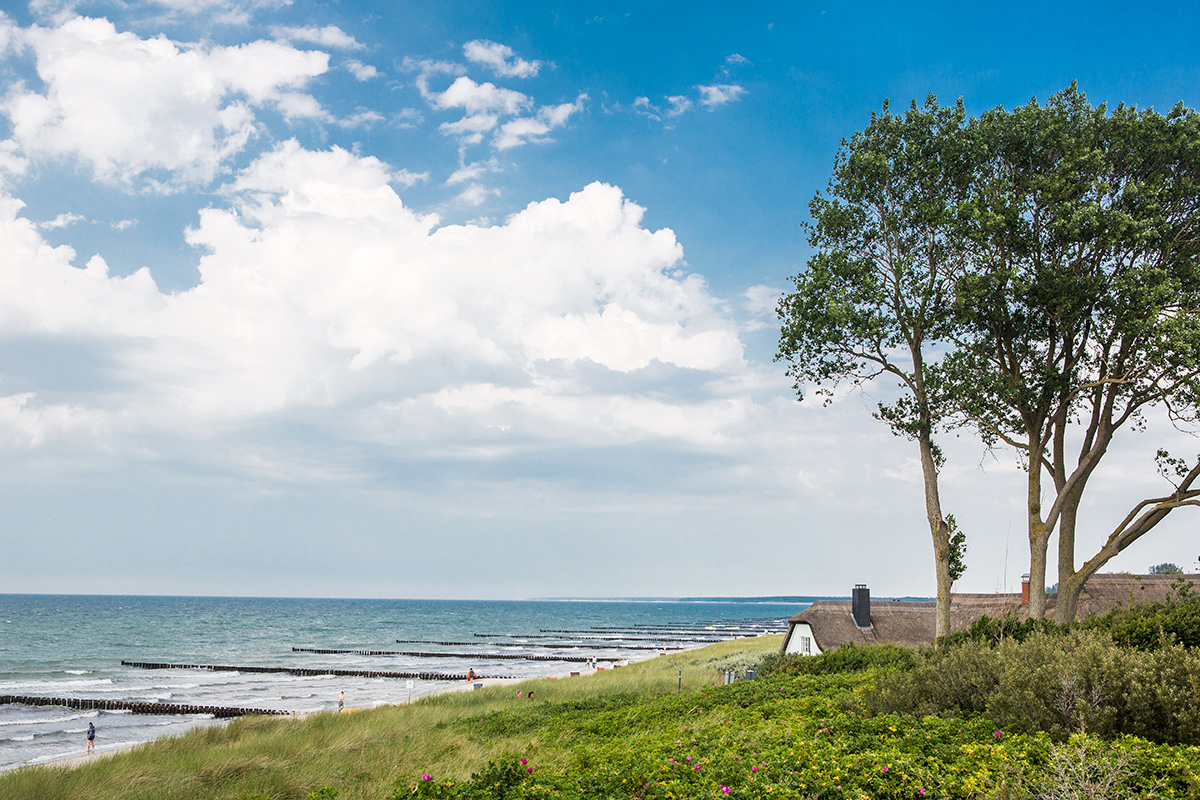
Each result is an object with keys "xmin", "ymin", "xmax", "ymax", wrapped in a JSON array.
[{"xmin": 2, "ymin": 635, "xmax": 782, "ymax": 800}]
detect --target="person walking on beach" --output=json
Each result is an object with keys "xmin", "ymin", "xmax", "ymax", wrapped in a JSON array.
[
  {"xmin": 338, "ymin": 691, "xmax": 345, "ymax": 713},
  {"xmin": 86, "ymin": 722, "xmax": 95, "ymax": 754}
]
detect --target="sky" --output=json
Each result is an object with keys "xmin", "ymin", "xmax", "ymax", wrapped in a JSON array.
[{"xmin": 1, "ymin": 0, "xmax": 1198, "ymax": 600}]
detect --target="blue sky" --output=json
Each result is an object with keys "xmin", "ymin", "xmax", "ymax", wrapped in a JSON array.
[{"xmin": 1, "ymin": 0, "xmax": 1198, "ymax": 599}]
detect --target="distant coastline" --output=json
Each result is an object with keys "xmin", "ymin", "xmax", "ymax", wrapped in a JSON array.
[{"xmin": 535, "ymin": 596, "xmax": 937, "ymax": 604}]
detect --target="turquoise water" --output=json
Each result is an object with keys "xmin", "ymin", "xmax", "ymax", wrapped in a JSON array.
[{"xmin": 0, "ymin": 595, "xmax": 805, "ymax": 770}]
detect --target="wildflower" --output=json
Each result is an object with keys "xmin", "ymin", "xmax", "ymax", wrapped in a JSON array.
[
  {"xmin": 520, "ymin": 758, "xmax": 527, "ymax": 765},
  {"xmin": 686, "ymin": 757, "xmax": 692, "ymax": 762},
  {"xmin": 752, "ymin": 766, "xmax": 758, "ymax": 772},
  {"xmin": 422, "ymin": 774, "xmax": 431, "ymax": 781},
  {"xmin": 882, "ymin": 766, "xmax": 888, "ymax": 772},
  {"xmin": 669, "ymin": 758, "xmax": 675, "ymax": 763},
  {"xmin": 993, "ymin": 730, "xmax": 1002, "ymax": 739},
  {"xmin": 721, "ymin": 787, "xmax": 730, "ymax": 795},
  {"xmin": 694, "ymin": 765, "xmax": 701, "ymax": 770},
  {"xmin": 527, "ymin": 767, "xmax": 534, "ymax": 773}
]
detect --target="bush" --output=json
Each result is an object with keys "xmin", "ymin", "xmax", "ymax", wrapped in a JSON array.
[
  {"xmin": 870, "ymin": 638, "xmax": 1003, "ymax": 717},
  {"xmin": 939, "ymin": 613, "xmax": 1061, "ymax": 648},
  {"xmin": 1080, "ymin": 587, "xmax": 1200, "ymax": 650},
  {"xmin": 758, "ymin": 642, "xmax": 917, "ymax": 677},
  {"xmin": 872, "ymin": 629, "xmax": 1200, "ymax": 745}
]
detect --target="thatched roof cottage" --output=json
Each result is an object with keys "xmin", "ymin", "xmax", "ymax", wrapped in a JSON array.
[{"xmin": 781, "ymin": 574, "xmax": 1200, "ymax": 655}]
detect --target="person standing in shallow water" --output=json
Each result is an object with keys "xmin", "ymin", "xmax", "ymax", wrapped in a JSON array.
[{"xmin": 86, "ymin": 722, "xmax": 95, "ymax": 754}]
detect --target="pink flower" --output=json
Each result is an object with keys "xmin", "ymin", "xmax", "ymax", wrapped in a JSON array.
[
  {"xmin": 694, "ymin": 765, "xmax": 701, "ymax": 770},
  {"xmin": 751, "ymin": 766, "xmax": 758, "ymax": 773},
  {"xmin": 422, "ymin": 774, "xmax": 431, "ymax": 781},
  {"xmin": 686, "ymin": 757, "xmax": 692, "ymax": 762},
  {"xmin": 669, "ymin": 758, "xmax": 675, "ymax": 763},
  {"xmin": 882, "ymin": 766, "xmax": 889, "ymax": 772},
  {"xmin": 520, "ymin": 758, "xmax": 527, "ymax": 765},
  {"xmin": 721, "ymin": 787, "xmax": 730, "ymax": 795},
  {"xmin": 527, "ymin": 767, "xmax": 534, "ymax": 773}
]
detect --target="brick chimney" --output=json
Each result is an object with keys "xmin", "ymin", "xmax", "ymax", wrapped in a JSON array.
[
  {"xmin": 852, "ymin": 584, "xmax": 871, "ymax": 628},
  {"xmin": 1021, "ymin": 574, "xmax": 1030, "ymax": 606}
]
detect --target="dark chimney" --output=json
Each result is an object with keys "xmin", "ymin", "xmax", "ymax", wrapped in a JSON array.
[
  {"xmin": 1021, "ymin": 574, "xmax": 1030, "ymax": 606},
  {"xmin": 852, "ymin": 584, "xmax": 871, "ymax": 628}
]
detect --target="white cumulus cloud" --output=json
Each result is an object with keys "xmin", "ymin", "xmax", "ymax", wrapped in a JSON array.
[
  {"xmin": 434, "ymin": 75, "xmax": 530, "ymax": 116},
  {"xmin": 345, "ymin": 59, "xmax": 379, "ymax": 80},
  {"xmin": 0, "ymin": 143, "xmax": 746, "ymax": 455},
  {"xmin": 463, "ymin": 39, "xmax": 542, "ymax": 78},
  {"xmin": 2, "ymin": 16, "xmax": 329, "ymax": 189},
  {"xmin": 271, "ymin": 25, "xmax": 363, "ymax": 50},
  {"xmin": 493, "ymin": 95, "xmax": 586, "ymax": 150},
  {"xmin": 697, "ymin": 83, "xmax": 746, "ymax": 108},
  {"xmin": 38, "ymin": 211, "xmax": 83, "ymax": 229}
]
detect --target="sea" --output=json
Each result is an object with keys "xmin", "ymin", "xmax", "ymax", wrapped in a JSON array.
[{"xmin": 0, "ymin": 595, "xmax": 809, "ymax": 772}]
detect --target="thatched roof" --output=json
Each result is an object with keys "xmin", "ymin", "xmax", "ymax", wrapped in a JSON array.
[
  {"xmin": 785, "ymin": 593, "xmax": 1027, "ymax": 653},
  {"xmin": 782, "ymin": 573, "xmax": 1200, "ymax": 653},
  {"xmin": 1075, "ymin": 573, "xmax": 1200, "ymax": 617}
]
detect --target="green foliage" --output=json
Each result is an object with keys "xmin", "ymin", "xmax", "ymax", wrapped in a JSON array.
[
  {"xmin": 946, "ymin": 514, "xmax": 967, "ymax": 584},
  {"xmin": 874, "ymin": 629, "xmax": 1200, "ymax": 745},
  {"xmin": 306, "ymin": 788, "xmax": 339, "ymax": 800},
  {"xmin": 758, "ymin": 642, "xmax": 917, "ymax": 677},
  {"xmin": 402, "ymin": 672, "xmax": 1200, "ymax": 800},
  {"xmin": 938, "ymin": 613, "xmax": 1061, "ymax": 647},
  {"xmin": 1150, "ymin": 562, "xmax": 1184, "ymax": 574},
  {"xmin": 1079, "ymin": 588, "xmax": 1200, "ymax": 649}
]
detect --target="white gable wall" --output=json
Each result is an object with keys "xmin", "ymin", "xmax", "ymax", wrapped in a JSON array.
[{"xmin": 782, "ymin": 622, "xmax": 822, "ymax": 656}]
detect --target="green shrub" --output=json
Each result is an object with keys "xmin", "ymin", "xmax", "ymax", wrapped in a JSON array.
[
  {"xmin": 758, "ymin": 642, "xmax": 917, "ymax": 677},
  {"xmin": 1080, "ymin": 588, "xmax": 1200, "ymax": 650},
  {"xmin": 939, "ymin": 613, "xmax": 1060, "ymax": 648},
  {"xmin": 873, "ymin": 629, "xmax": 1200, "ymax": 745},
  {"xmin": 986, "ymin": 630, "xmax": 1128, "ymax": 741},
  {"xmin": 870, "ymin": 637, "xmax": 1003, "ymax": 717}
]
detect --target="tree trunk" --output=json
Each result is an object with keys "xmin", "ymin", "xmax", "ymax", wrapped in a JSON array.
[
  {"xmin": 1056, "ymin": 567, "xmax": 1085, "ymax": 623},
  {"xmin": 1027, "ymin": 440, "xmax": 1050, "ymax": 618},
  {"xmin": 933, "ymin": 529, "xmax": 953, "ymax": 640},
  {"xmin": 918, "ymin": 426, "xmax": 952, "ymax": 639},
  {"xmin": 1054, "ymin": 493, "xmax": 1082, "ymax": 624}
]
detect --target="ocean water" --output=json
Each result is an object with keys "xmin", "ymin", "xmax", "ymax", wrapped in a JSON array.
[{"xmin": 0, "ymin": 595, "xmax": 806, "ymax": 771}]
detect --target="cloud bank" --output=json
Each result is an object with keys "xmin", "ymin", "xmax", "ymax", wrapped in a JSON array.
[{"xmin": 0, "ymin": 140, "xmax": 747, "ymax": 470}]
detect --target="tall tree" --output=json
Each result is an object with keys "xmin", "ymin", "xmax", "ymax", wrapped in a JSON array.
[
  {"xmin": 947, "ymin": 86, "xmax": 1200, "ymax": 619},
  {"xmin": 777, "ymin": 97, "xmax": 969, "ymax": 638}
]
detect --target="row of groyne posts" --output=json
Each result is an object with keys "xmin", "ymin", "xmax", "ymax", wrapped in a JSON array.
[
  {"xmin": 0, "ymin": 617, "xmax": 789, "ymax": 719},
  {"xmin": 0, "ymin": 694, "xmax": 283, "ymax": 718}
]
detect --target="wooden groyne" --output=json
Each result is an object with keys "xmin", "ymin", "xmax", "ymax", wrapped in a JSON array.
[
  {"xmin": 537, "ymin": 629, "xmax": 740, "ymax": 641},
  {"xmin": 395, "ymin": 638, "xmax": 678, "ymax": 651},
  {"xmin": 475, "ymin": 632, "xmax": 710, "ymax": 644},
  {"xmin": 292, "ymin": 647, "xmax": 618, "ymax": 664},
  {"xmin": 121, "ymin": 661, "xmax": 472, "ymax": 681},
  {"xmin": 0, "ymin": 694, "xmax": 285, "ymax": 718}
]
